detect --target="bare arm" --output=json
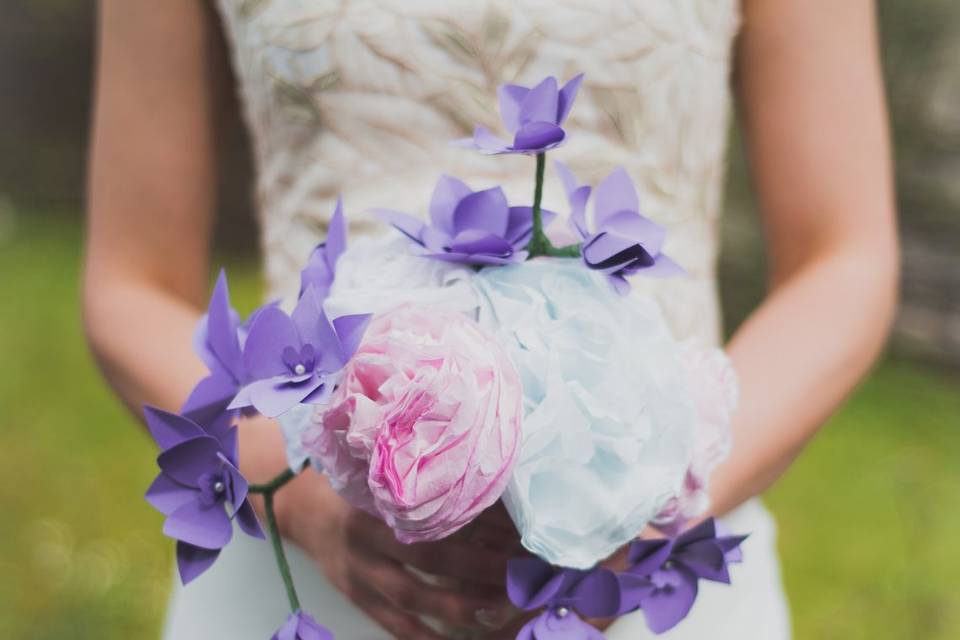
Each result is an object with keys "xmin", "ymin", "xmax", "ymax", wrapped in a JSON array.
[
  {"xmin": 710, "ymin": 0, "xmax": 899, "ymax": 514},
  {"xmin": 84, "ymin": 3, "xmax": 512, "ymax": 637}
]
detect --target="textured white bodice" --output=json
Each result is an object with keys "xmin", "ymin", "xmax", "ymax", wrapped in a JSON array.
[{"xmin": 215, "ymin": 0, "xmax": 741, "ymax": 346}]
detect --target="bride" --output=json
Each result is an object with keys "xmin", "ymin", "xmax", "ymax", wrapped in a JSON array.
[{"xmin": 83, "ymin": 1, "xmax": 897, "ymax": 638}]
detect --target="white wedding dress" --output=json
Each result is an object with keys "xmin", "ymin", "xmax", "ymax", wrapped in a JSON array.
[{"xmin": 163, "ymin": 1, "xmax": 791, "ymax": 637}]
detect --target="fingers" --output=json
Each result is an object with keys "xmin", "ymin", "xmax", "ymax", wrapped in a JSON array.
[
  {"xmin": 345, "ymin": 510, "xmax": 513, "ymax": 586},
  {"xmin": 350, "ymin": 550, "xmax": 501, "ymax": 630},
  {"xmin": 345, "ymin": 579, "xmax": 448, "ymax": 640}
]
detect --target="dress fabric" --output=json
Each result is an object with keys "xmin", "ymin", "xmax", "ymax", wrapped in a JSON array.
[{"xmin": 163, "ymin": 0, "xmax": 792, "ymax": 637}]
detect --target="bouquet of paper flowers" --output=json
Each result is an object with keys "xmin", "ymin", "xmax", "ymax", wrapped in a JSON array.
[{"xmin": 144, "ymin": 73, "xmax": 746, "ymax": 639}]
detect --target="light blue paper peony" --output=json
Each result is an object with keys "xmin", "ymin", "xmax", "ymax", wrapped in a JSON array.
[{"xmin": 474, "ymin": 260, "xmax": 697, "ymax": 569}]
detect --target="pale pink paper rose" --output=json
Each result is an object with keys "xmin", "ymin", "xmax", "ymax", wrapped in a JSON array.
[
  {"xmin": 302, "ymin": 304, "xmax": 523, "ymax": 543},
  {"xmin": 654, "ymin": 347, "xmax": 738, "ymax": 531}
]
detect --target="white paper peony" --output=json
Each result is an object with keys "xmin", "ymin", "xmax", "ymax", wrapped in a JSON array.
[{"xmin": 474, "ymin": 260, "xmax": 702, "ymax": 569}]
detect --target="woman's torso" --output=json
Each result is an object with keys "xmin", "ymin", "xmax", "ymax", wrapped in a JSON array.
[{"xmin": 215, "ymin": 0, "xmax": 741, "ymax": 347}]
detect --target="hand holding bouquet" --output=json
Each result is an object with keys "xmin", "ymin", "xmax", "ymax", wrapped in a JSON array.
[{"xmin": 144, "ymin": 73, "xmax": 745, "ymax": 639}]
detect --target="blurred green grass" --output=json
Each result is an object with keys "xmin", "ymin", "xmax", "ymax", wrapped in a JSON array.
[{"xmin": 1, "ymin": 212, "xmax": 958, "ymax": 639}]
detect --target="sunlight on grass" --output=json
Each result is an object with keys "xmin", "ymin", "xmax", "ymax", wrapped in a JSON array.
[{"xmin": 1, "ymin": 212, "xmax": 957, "ymax": 638}]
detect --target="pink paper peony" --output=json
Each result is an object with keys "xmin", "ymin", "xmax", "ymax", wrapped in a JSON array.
[{"xmin": 302, "ymin": 305, "xmax": 523, "ymax": 543}]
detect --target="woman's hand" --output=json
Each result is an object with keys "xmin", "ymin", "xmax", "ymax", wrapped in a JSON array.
[
  {"xmin": 277, "ymin": 470, "xmax": 519, "ymax": 638},
  {"xmin": 233, "ymin": 414, "xmax": 517, "ymax": 639}
]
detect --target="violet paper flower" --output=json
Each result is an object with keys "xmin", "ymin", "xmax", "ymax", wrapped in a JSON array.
[
  {"xmin": 466, "ymin": 74, "xmax": 584, "ymax": 155},
  {"xmin": 271, "ymin": 610, "xmax": 333, "ymax": 640},
  {"xmin": 616, "ymin": 518, "xmax": 747, "ymax": 634},
  {"xmin": 143, "ymin": 406, "xmax": 263, "ymax": 584},
  {"xmin": 181, "ymin": 271, "xmax": 249, "ymax": 426},
  {"xmin": 507, "ymin": 557, "xmax": 621, "ymax": 640},
  {"xmin": 299, "ymin": 197, "xmax": 347, "ymax": 300},
  {"xmin": 228, "ymin": 286, "xmax": 370, "ymax": 418},
  {"xmin": 556, "ymin": 163, "xmax": 684, "ymax": 294},
  {"xmin": 375, "ymin": 175, "xmax": 555, "ymax": 266}
]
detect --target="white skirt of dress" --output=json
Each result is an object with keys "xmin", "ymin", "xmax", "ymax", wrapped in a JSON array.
[{"xmin": 162, "ymin": 498, "xmax": 790, "ymax": 639}]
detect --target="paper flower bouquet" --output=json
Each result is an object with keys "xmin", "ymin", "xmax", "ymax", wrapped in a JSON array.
[{"xmin": 144, "ymin": 74, "xmax": 746, "ymax": 639}]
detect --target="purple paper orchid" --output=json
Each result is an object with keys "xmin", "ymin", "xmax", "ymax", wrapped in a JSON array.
[
  {"xmin": 507, "ymin": 557, "xmax": 620, "ymax": 640},
  {"xmin": 556, "ymin": 163, "xmax": 684, "ymax": 294},
  {"xmin": 228, "ymin": 286, "xmax": 370, "ymax": 418},
  {"xmin": 617, "ymin": 518, "xmax": 747, "ymax": 634},
  {"xmin": 299, "ymin": 198, "xmax": 347, "ymax": 300},
  {"xmin": 181, "ymin": 271, "xmax": 250, "ymax": 426},
  {"xmin": 375, "ymin": 175, "xmax": 556, "ymax": 266},
  {"xmin": 466, "ymin": 74, "xmax": 584, "ymax": 155},
  {"xmin": 271, "ymin": 610, "xmax": 333, "ymax": 640},
  {"xmin": 143, "ymin": 406, "xmax": 264, "ymax": 584}
]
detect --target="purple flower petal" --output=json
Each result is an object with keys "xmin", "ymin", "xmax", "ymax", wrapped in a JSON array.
[
  {"xmin": 290, "ymin": 286, "xmax": 341, "ymax": 371},
  {"xmin": 325, "ymin": 197, "xmax": 347, "ymax": 271},
  {"xmin": 176, "ymin": 541, "xmax": 221, "ymax": 585},
  {"xmin": 498, "ymin": 84, "xmax": 530, "ymax": 134},
  {"xmin": 557, "ymin": 73, "xmax": 585, "ymax": 125},
  {"xmin": 519, "ymin": 76, "xmax": 560, "ymax": 126},
  {"xmin": 234, "ymin": 499, "xmax": 265, "ymax": 540},
  {"xmin": 594, "ymin": 167, "xmax": 640, "ymax": 228},
  {"xmin": 430, "ymin": 174, "xmax": 474, "ymax": 234},
  {"xmin": 471, "ymin": 126, "xmax": 513, "ymax": 154},
  {"xmin": 449, "ymin": 229, "xmax": 515, "ymax": 257},
  {"xmin": 643, "ymin": 254, "xmax": 687, "ymax": 278},
  {"xmin": 581, "ymin": 232, "xmax": 655, "ymax": 272},
  {"xmin": 272, "ymin": 610, "xmax": 334, "ymax": 640},
  {"xmin": 626, "ymin": 538, "xmax": 674, "ymax": 576},
  {"xmin": 513, "ymin": 121, "xmax": 565, "ymax": 152},
  {"xmin": 242, "ymin": 307, "xmax": 301, "ymax": 380},
  {"xmin": 332, "ymin": 313, "xmax": 372, "ymax": 365},
  {"xmin": 505, "ymin": 206, "xmax": 558, "ymax": 246},
  {"xmin": 567, "ymin": 568, "xmax": 621, "ymax": 618},
  {"xmin": 507, "ymin": 558, "xmax": 570, "ymax": 611},
  {"xmin": 157, "ymin": 436, "xmax": 223, "ymax": 487},
  {"xmin": 426, "ymin": 251, "xmax": 521, "ymax": 266},
  {"xmin": 640, "ymin": 567, "xmax": 699, "ymax": 634},
  {"xmin": 144, "ymin": 406, "xmax": 205, "ymax": 451},
  {"xmin": 452, "ymin": 187, "xmax": 510, "ymax": 237},
  {"xmin": 599, "ymin": 210, "xmax": 667, "ymax": 255},
  {"xmin": 206, "ymin": 271, "xmax": 244, "ymax": 375},
  {"xmin": 145, "ymin": 473, "xmax": 193, "ymax": 516},
  {"xmin": 180, "ymin": 372, "xmax": 238, "ymax": 426},
  {"xmin": 163, "ymin": 497, "xmax": 234, "ymax": 550},
  {"xmin": 243, "ymin": 375, "xmax": 325, "ymax": 418},
  {"xmin": 373, "ymin": 209, "xmax": 427, "ymax": 245}
]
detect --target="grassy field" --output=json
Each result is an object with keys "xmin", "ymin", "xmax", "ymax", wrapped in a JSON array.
[{"xmin": 1, "ymin": 213, "xmax": 958, "ymax": 639}]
